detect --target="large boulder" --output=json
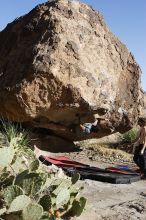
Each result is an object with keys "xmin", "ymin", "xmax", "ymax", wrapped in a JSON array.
[{"xmin": 0, "ymin": 0, "xmax": 145, "ymax": 141}]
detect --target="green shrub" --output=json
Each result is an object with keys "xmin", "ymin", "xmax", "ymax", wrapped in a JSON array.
[{"xmin": 122, "ymin": 128, "xmax": 139, "ymax": 143}]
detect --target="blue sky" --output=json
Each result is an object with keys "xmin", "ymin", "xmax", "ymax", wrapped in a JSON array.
[{"xmin": 0, "ymin": 0, "xmax": 145, "ymax": 91}]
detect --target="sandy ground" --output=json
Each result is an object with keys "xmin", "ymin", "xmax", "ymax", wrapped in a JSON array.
[
  {"xmin": 34, "ymin": 138, "xmax": 146, "ymax": 220},
  {"xmin": 72, "ymin": 179, "xmax": 146, "ymax": 220}
]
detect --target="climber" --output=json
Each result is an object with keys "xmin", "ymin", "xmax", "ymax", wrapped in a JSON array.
[
  {"xmin": 132, "ymin": 117, "xmax": 146, "ymax": 178},
  {"xmin": 78, "ymin": 115, "xmax": 115, "ymax": 135},
  {"xmin": 79, "ymin": 118, "xmax": 100, "ymax": 134},
  {"xmin": 74, "ymin": 113, "xmax": 113, "ymax": 135}
]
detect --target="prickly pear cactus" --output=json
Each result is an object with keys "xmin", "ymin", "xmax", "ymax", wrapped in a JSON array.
[
  {"xmin": 39, "ymin": 195, "xmax": 52, "ymax": 211},
  {"xmin": 8, "ymin": 195, "xmax": 31, "ymax": 213},
  {"xmin": 69, "ymin": 197, "xmax": 87, "ymax": 217},
  {"xmin": 3, "ymin": 185, "xmax": 23, "ymax": 206},
  {"xmin": 0, "ymin": 123, "xmax": 86, "ymax": 220},
  {"xmin": 0, "ymin": 146, "xmax": 15, "ymax": 168},
  {"xmin": 71, "ymin": 173, "xmax": 80, "ymax": 184},
  {"xmin": 56, "ymin": 188, "xmax": 70, "ymax": 209},
  {"xmin": 22, "ymin": 203, "xmax": 43, "ymax": 220}
]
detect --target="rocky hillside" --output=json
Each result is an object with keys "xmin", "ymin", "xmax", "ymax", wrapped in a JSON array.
[{"xmin": 0, "ymin": 0, "xmax": 145, "ymax": 142}]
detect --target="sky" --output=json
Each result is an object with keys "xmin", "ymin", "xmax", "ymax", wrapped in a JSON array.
[{"xmin": 0, "ymin": 0, "xmax": 145, "ymax": 91}]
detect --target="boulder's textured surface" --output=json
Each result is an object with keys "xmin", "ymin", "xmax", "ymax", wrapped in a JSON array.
[
  {"xmin": 0, "ymin": 0, "xmax": 145, "ymax": 141},
  {"xmin": 139, "ymin": 89, "xmax": 146, "ymax": 117}
]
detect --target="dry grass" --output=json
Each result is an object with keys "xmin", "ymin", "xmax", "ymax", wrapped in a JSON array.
[
  {"xmin": 77, "ymin": 140, "xmax": 133, "ymax": 162},
  {"xmin": 93, "ymin": 144, "xmax": 132, "ymax": 162}
]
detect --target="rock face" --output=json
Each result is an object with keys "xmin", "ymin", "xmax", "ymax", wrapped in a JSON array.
[
  {"xmin": 139, "ymin": 89, "xmax": 146, "ymax": 117},
  {"xmin": 0, "ymin": 0, "xmax": 145, "ymax": 141}
]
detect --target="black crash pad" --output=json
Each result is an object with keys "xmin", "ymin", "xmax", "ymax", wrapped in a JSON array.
[{"xmin": 39, "ymin": 155, "xmax": 141, "ymax": 184}]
